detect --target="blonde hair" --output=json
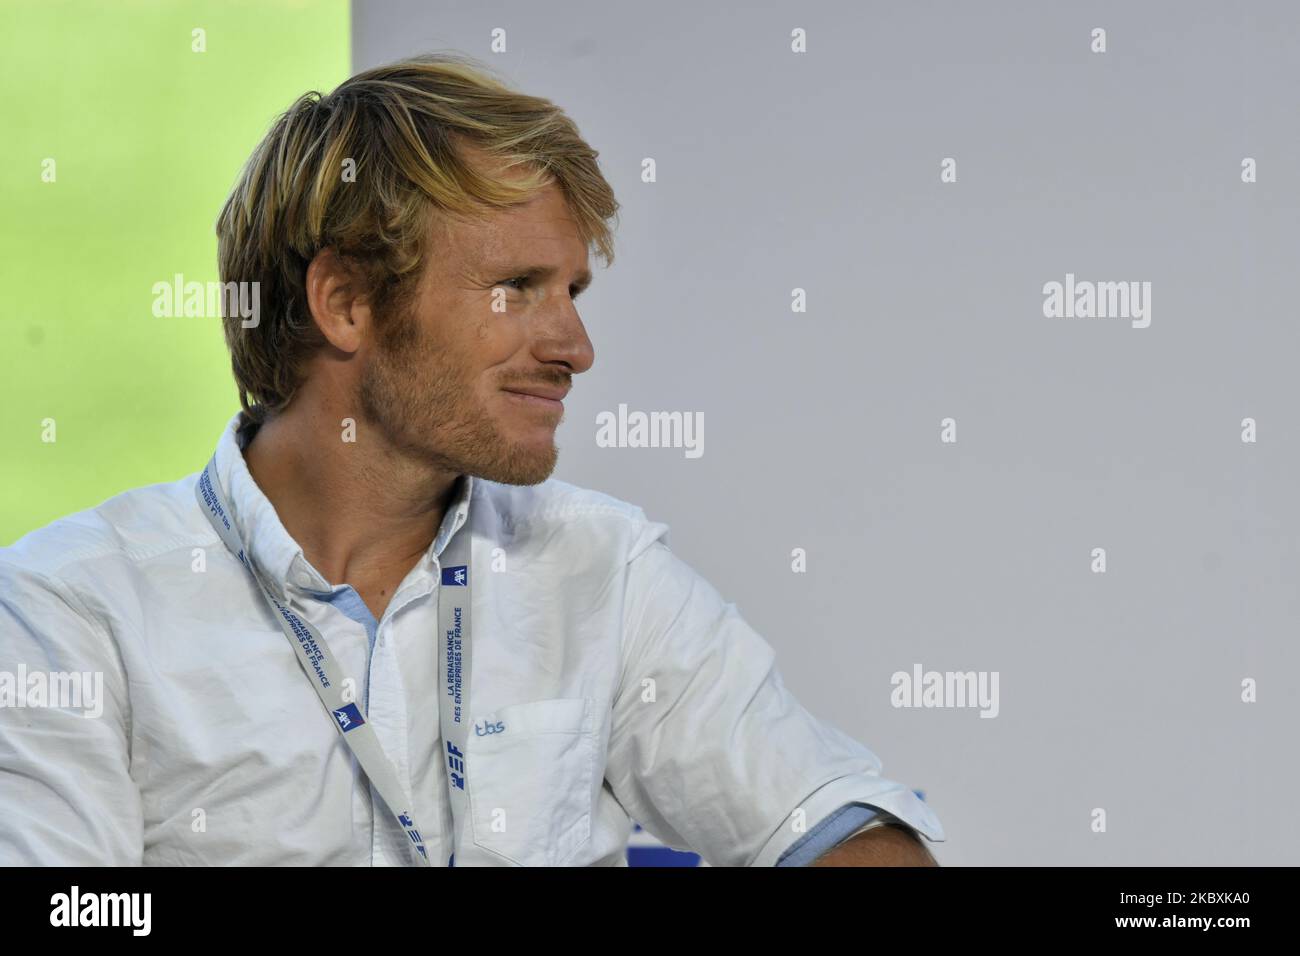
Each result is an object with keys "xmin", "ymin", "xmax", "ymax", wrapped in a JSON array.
[{"xmin": 215, "ymin": 52, "xmax": 619, "ymax": 422}]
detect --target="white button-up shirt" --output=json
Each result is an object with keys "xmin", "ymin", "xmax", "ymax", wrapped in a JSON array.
[{"xmin": 0, "ymin": 411, "xmax": 945, "ymax": 866}]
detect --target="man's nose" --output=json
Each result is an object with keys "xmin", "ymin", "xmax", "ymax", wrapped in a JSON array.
[{"xmin": 534, "ymin": 299, "xmax": 595, "ymax": 375}]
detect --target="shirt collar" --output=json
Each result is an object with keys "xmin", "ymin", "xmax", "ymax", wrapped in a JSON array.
[{"xmin": 210, "ymin": 409, "xmax": 474, "ymax": 601}]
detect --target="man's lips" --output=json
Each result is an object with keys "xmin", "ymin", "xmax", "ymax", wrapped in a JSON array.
[{"xmin": 502, "ymin": 385, "xmax": 568, "ymax": 411}]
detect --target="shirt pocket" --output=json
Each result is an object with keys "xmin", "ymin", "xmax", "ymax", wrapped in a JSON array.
[{"xmin": 467, "ymin": 697, "xmax": 598, "ymax": 866}]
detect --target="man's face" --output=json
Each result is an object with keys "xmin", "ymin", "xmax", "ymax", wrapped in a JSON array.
[{"xmin": 357, "ymin": 180, "xmax": 596, "ymax": 485}]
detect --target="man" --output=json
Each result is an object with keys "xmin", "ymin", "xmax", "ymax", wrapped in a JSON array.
[{"xmin": 0, "ymin": 54, "xmax": 944, "ymax": 866}]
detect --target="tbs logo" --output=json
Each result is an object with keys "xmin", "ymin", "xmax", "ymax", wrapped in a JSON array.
[{"xmin": 475, "ymin": 720, "xmax": 506, "ymax": 736}]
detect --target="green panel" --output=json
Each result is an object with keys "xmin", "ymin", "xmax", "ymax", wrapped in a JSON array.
[{"xmin": 0, "ymin": 0, "xmax": 350, "ymax": 544}]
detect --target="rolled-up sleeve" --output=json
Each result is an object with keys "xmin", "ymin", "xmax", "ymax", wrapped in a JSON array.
[
  {"xmin": 605, "ymin": 533, "xmax": 944, "ymax": 867},
  {"xmin": 0, "ymin": 560, "xmax": 142, "ymax": 865}
]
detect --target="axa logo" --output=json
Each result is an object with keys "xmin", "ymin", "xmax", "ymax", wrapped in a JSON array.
[
  {"xmin": 475, "ymin": 720, "xmax": 505, "ymax": 736},
  {"xmin": 333, "ymin": 703, "xmax": 365, "ymax": 732},
  {"xmin": 442, "ymin": 565, "xmax": 468, "ymax": 586}
]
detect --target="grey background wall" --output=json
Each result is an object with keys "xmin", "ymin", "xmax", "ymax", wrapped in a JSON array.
[{"xmin": 353, "ymin": 0, "xmax": 1300, "ymax": 865}]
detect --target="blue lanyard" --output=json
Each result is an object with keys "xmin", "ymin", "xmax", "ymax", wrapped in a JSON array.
[{"xmin": 195, "ymin": 457, "xmax": 473, "ymax": 866}]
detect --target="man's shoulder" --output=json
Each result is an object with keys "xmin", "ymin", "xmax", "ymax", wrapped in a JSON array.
[
  {"xmin": 473, "ymin": 475, "xmax": 671, "ymax": 559},
  {"xmin": 0, "ymin": 471, "xmax": 210, "ymax": 587}
]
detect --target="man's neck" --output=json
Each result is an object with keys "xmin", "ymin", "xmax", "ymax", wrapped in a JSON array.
[{"xmin": 241, "ymin": 405, "xmax": 462, "ymax": 607}]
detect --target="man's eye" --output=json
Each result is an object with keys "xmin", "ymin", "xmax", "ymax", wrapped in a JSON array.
[{"xmin": 498, "ymin": 276, "xmax": 529, "ymax": 291}]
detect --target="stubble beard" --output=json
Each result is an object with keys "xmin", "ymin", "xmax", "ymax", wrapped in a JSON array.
[{"xmin": 357, "ymin": 306, "xmax": 560, "ymax": 487}]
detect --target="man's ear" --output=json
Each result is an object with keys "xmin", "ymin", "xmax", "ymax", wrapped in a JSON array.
[{"xmin": 305, "ymin": 247, "xmax": 373, "ymax": 353}]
